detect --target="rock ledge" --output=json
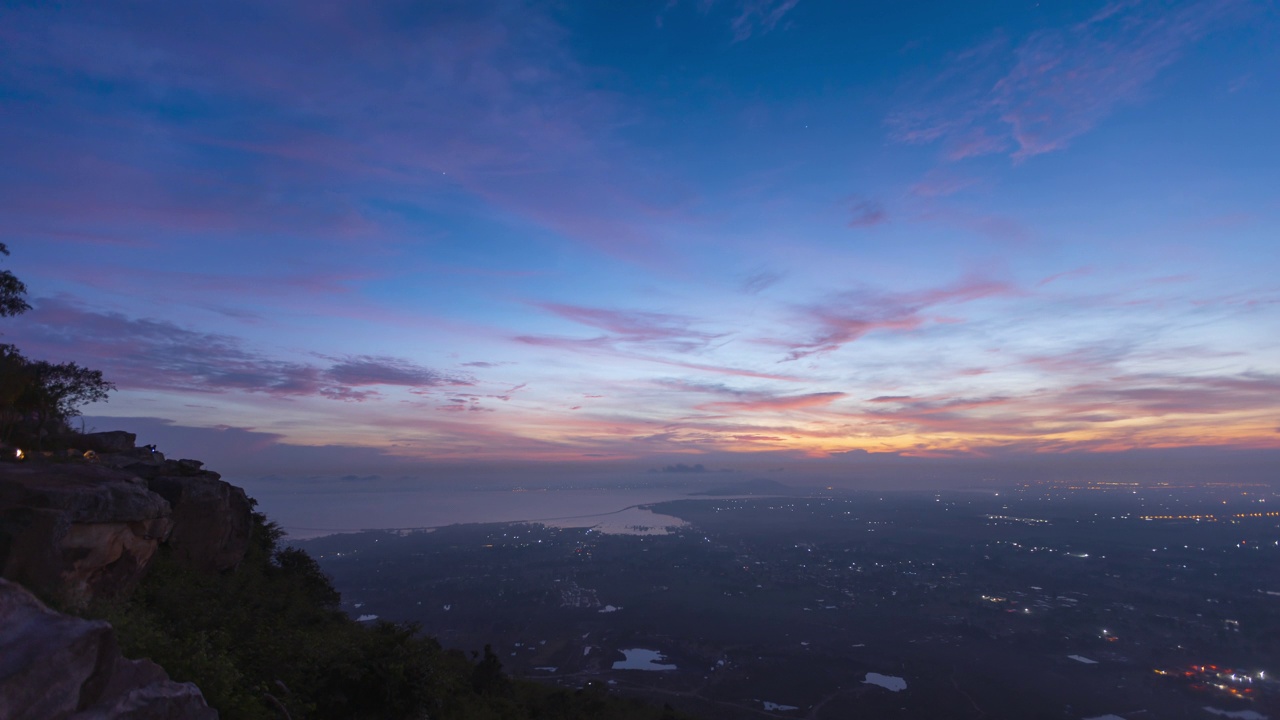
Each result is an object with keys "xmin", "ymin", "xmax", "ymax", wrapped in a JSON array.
[{"xmin": 0, "ymin": 577, "xmax": 217, "ymax": 720}]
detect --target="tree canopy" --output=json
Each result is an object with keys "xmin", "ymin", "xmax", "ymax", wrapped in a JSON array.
[
  {"xmin": 0, "ymin": 243, "xmax": 32, "ymax": 318},
  {"xmin": 0, "ymin": 244, "xmax": 114, "ymax": 447}
]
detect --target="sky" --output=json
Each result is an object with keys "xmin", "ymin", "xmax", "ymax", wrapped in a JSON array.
[{"xmin": 2, "ymin": 0, "xmax": 1279, "ymax": 485}]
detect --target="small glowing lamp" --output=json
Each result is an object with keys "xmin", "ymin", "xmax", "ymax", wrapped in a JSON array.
[{"xmin": 14, "ymin": 448, "xmax": 22, "ymax": 460}]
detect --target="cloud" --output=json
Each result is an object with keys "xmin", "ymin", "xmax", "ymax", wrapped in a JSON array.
[
  {"xmin": 742, "ymin": 270, "xmax": 784, "ymax": 294},
  {"xmin": 908, "ymin": 171, "xmax": 979, "ymax": 198},
  {"xmin": 700, "ymin": 391, "xmax": 846, "ymax": 413},
  {"xmin": 730, "ymin": 0, "xmax": 800, "ymax": 42},
  {"xmin": 828, "ymin": 370, "xmax": 1280, "ymax": 455},
  {"xmin": 535, "ymin": 303, "xmax": 721, "ymax": 350},
  {"xmin": 847, "ymin": 196, "xmax": 887, "ymax": 228},
  {"xmin": 659, "ymin": 0, "xmax": 799, "ymax": 42},
  {"xmin": 656, "ymin": 380, "xmax": 845, "ymax": 414},
  {"xmin": 777, "ymin": 276, "xmax": 1017, "ymax": 361},
  {"xmin": 490, "ymin": 383, "xmax": 527, "ymax": 402},
  {"xmin": 514, "ymin": 333, "xmax": 801, "ymax": 380},
  {"xmin": 78, "ymin": 415, "xmax": 408, "ymax": 477},
  {"xmin": 0, "ymin": 0, "xmax": 687, "ymax": 263},
  {"xmin": 7, "ymin": 296, "xmax": 471, "ymax": 399},
  {"xmin": 436, "ymin": 396, "xmax": 493, "ymax": 412},
  {"xmin": 1036, "ymin": 266, "xmax": 1094, "ymax": 287},
  {"xmin": 655, "ymin": 379, "xmax": 754, "ymax": 397},
  {"xmin": 1067, "ymin": 372, "xmax": 1280, "ymax": 417},
  {"xmin": 323, "ymin": 355, "xmax": 466, "ymax": 388},
  {"xmin": 888, "ymin": 0, "xmax": 1250, "ymax": 160},
  {"xmin": 514, "ymin": 302, "xmax": 805, "ymax": 380}
]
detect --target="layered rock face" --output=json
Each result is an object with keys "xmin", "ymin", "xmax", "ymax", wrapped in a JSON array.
[
  {"xmin": 79, "ymin": 431, "xmax": 140, "ymax": 455},
  {"xmin": 0, "ymin": 463, "xmax": 173, "ymax": 609},
  {"xmin": 146, "ymin": 472, "xmax": 251, "ymax": 573},
  {"xmin": 0, "ymin": 433, "xmax": 251, "ymax": 719},
  {"xmin": 0, "ymin": 436, "xmax": 252, "ymax": 608},
  {"xmin": 0, "ymin": 578, "xmax": 217, "ymax": 720}
]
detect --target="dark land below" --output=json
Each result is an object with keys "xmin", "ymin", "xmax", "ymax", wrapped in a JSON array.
[{"xmin": 303, "ymin": 484, "xmax": 1280, "ymax": 720}]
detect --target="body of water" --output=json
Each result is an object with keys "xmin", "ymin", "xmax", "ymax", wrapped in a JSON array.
[
  {"xmin": 612, "ymin": 649, "xmax": 677, "ymax": 671},
  {"xmin": 238, "ymin": 484, "xmax": 699, "ymax": 539}
]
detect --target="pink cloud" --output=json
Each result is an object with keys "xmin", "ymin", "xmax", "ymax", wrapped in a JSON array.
[
  {"xmin": 778, "ymin": 276, "xmax": 1018, "ymax": 361},
  {"xmin": 1036, "ymin": 266, "xmax": 1094, "ymax": 287},
  {"xmin": 700, "ymin": 391, "xmax": 846, "ymax": 413},
  {"xmin": 908, "ymin": 171, "xmax": 980, "ymax": 198}
]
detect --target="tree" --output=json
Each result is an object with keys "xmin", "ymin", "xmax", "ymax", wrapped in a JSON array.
[
  {"xmin": 0, "ymin": 243, "xmax": 32, "ymax": 317},
  {"xmin": 470, "ymin": 644, "xmax": 507, "ymax": 696},
  {"xmin": 19, "ymin": 360, "xmax": 115, "ymax": 449},
  {"xmin": 0, "ymin": 244, "xmax": 116, "ymax": 449},
  {"xmin": 0, "ymin": 344, "xmax": 30, "ymax": 443}
]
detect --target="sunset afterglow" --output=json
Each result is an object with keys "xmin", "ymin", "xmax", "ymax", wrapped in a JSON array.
[{"xmin": 2, "ymin": 1, "xmax": 1277, "ymax": 475}]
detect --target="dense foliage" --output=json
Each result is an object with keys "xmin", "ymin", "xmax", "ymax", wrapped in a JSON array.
[
  {"xmin": 0, "ymin": 344, "xmax": 114, "ymax": 448},
  {"xmin": 0, "ymin": 243, "xmax": 32, "ymax": 318},
  {"xmin": 0, "ymin": 244, "xmax": 114, "ymax": 449},
  {"xmin": 95, "ymin": 509, "xmax": 695, "ymax": 720}
]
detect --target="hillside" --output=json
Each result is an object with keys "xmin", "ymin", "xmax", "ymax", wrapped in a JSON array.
[{"xmin": 0, "ymin": 433, "xmax": 697, "ymax": 720}]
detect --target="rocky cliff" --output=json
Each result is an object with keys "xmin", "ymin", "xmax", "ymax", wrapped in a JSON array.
[
  {"xmin": 0, "ymin": 431, "xmax": 251, "ymax": 609},
  {"xmin": 0, "ymin": 431, "xmax": 253, "ymax": 720}
]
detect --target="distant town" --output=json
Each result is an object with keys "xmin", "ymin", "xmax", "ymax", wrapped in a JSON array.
[{"xmin": 304, "ymin": 482, "xmax": 1280, "ymax": 719}]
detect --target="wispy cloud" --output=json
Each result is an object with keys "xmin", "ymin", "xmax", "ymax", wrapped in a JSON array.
[
  {"xmin": 908, "ymin": 171, "xmax": 979, "ymax": 198},
  {"xmin": 0, "ymin": 1, "xmax": 685, "ymax": 263},
  {"xmin": 776, "ymin": 276, "xmax": 1017, "ymax": 361},
  {"xmin": 700, "ymin": 391, "xmax": 846, "ymax": 413},
  {"xmin": 535, "ymin": 303, "xmax": 722, "ymax": 351},
  {"xmin": 730, "ymin": 0, "xmax": 800, "ymax": 42},
  {"xmin": 658, "ymin": 0, "xmax": 800, "ymax": 41},
  {"xmin": 888, "ymin": 0, "xmax": 1250, "ymax": 160},
  {"xmin": 742, "ymin": 270, "xmax": 785, "ymax": 294},
  {"xmin": 847, "ymin": 196, "xmax": 887, "ymax": 228},
  {"xmin": 514, "ymin": 333, "xmax": 801, "ymax": 381}
]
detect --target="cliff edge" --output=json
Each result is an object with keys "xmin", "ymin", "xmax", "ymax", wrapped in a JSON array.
[
  {"xmin": 0, "ymin": 431, "xmax": 251, "ymax": 609},
  {"xmin": 0, "ymin": 431, "xmax": 252, "ymax": 720}
]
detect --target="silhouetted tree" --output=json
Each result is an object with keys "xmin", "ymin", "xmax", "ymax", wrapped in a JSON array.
[
  {"xmin": 0, "ymin": 344, "xmax": 30, "ymax": 443},
  {"xmin": 19, "ymin": 360, "xmax": 114, "ymax": 449},
  {"xmin": 471, "ymin": 644, "xmax": 507, "ymax": 696},
  {"xmin": 0, "ymin": 243, "xmax": 31, "ymax": 317}
]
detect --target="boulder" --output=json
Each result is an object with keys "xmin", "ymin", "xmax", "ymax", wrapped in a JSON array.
[
  {"xmin": 0, "ymin": 464, "xmax": 173, "ymax": 609},
  {"xmin": 78, "ymin": 432, "xmax": 137, "ymax": 455},
  {"xmin": 146, "ymin": 475, "xmax": 251, "ymax": 573},
  {"xmin": 0, "ymin": 578, "xmax": 217, "ymax": 720}
]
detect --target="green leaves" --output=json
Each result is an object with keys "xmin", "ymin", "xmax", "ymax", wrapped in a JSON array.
[{"xmin": 94, "ymin": 509, "xmax": 697, "ymax": 720}]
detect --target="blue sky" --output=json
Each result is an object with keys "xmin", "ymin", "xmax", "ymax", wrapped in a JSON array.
[{"xmin": 2, "ymin": 0, "xmax": 1278, "ymax": 479}]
